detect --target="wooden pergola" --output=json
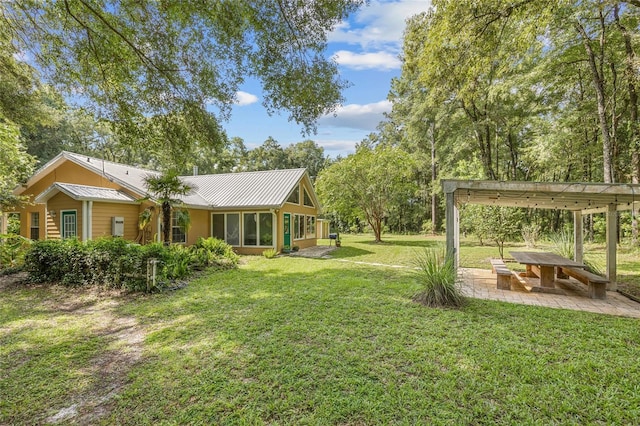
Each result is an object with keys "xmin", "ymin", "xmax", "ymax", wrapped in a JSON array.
[{"xmin": 442, "ymin": 180, "xmax": 640, "ymax": 291}]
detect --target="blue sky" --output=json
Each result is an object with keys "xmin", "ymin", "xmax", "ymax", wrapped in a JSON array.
[{"xmin": 223, "ymin": 0, "xmax": 432, "ymax": 158}]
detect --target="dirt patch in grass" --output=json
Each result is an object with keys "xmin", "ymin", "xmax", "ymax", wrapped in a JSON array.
[{"xmin": 1, "ymin": 272, "xmax": 147, "ymax": 425}]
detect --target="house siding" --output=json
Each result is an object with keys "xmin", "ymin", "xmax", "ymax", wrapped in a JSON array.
[
  {"xmin": 47, "ymin": 193, "xmax": 82, "ymax": 240},
  {"xmin": 91, "ymin": 202, "xmax": 139, "ymax": 240}
]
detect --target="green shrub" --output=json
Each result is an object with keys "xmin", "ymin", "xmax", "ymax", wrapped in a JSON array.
[
  {"xmin": 412, "ymin": 247, "xmax": 465, "ymax": 308},
  {"xmin": 0, "ymin": 234, "xmax": 32, "ymax": 271},
  {"xmin": 262, "ymin": 248, "xmax": 278, "ymax": 259},
  {"xmin": 23, "ymin": 237, "xmax": 239, "ymax": 292}
]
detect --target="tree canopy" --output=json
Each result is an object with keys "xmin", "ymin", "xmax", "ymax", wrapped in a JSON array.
[{"xmin": 2, "ymin": 0, "xmax": 363, "ymax": 166}]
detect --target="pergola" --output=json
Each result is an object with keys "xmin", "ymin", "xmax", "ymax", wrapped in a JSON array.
[{"xmin": 442, "ymin": 180, "xmax": 640, "ymax": 291}]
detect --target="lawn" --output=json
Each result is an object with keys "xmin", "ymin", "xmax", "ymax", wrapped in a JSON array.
[{"xmin": 2, "ymin": 235, "xmax": 640, "ymax": 424}]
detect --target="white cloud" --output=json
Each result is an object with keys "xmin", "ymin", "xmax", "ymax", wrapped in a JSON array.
[
  {"xmin": 315, "ymin": 139, "xmax": 359, "ymax": 155},
  {"xmin": 318, "ymin": 100, "xmax": 392, "ymax": 131},
  {"xmin": 329, "ymin": 0, "xmax": 432, "ymax": 50},
  {"xmin": 235, "ymin": 91, "xmax": 259, "ymax": 106},
  {"xmin": 333, "ymin": 50, "xmax": 401, "ymax": 70}
]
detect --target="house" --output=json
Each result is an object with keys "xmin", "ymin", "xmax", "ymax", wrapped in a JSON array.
[{"xmin": 5, "ymin": 151, "xmax": 322, "ymax": 254}]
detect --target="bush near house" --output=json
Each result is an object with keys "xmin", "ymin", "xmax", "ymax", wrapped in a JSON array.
[{"xmin": 23, "ymin": 237, "xmax": 238, "ymax": 292}]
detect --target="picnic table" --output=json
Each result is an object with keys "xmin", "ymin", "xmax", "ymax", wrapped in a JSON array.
[{"xmin": 509, "ymin": 251, "xmax": 585, "ymax": 289}]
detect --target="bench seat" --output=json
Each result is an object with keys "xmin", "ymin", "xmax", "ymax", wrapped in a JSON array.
[
  {"xmin": 559, "ymin": 267, "xmax": 608, "ymax": 300},
  {"xmin": 490, "ymin": 258, "xmax": 512, "ymax": 290}
]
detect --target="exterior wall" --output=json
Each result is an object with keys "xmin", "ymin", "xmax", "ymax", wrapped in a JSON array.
[
  {"xmin": 277, "ymin": 177, "xmax": 318, "ymax": 251},
  {"xmin": 187, "ymin": 209, "xmax": 210, "ymax": 246},
  {"xmin": 47, "ymin": 192, "xmax": 83, "ymax": 240},
  {"xmin": 91, "ymin": 202, "xmax": 139, "ymax": 240}
]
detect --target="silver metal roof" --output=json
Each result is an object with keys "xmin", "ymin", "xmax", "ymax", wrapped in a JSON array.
[
  {"xmin": 25, "ymin": 152, "xmax": 310, "ymax": 209},
  {"xmin": 183, "ymin": 168, "xmax": 307, "ymax": 209},
  {"xmin": 35, "ymin": 182, "xmax": 137, "ymax": 203}
]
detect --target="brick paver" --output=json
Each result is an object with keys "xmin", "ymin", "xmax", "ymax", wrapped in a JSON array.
[{"xmin": 461, "ymin": 268, "xmax": 640, "ymax": 318}]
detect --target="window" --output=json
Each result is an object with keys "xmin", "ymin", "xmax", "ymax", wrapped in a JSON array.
[
  {"xmin": 259, "ymin": 213, "xmax": 273, "ymax": 246},
  {"xmin": 61, "ymin": 211, "xmax": 77, "ymax": 239},
  {"xmin": 243, "ymin": 213, "xmax": 257, "ymax": 246},
  {"xmin": 30, "ymin": 212, "xmax": 40, "ymax": 240},
  {"xmin": 294, "ymin": 214, "xmax": 306, "ymax": 240},
  {"xmin": 306, "ymin": 216, "xmax": 316, "ymax": 238},
  {"xmin": 303, "ymin": 188, "xmax": 314, "ymax": 207},
  {"xmin": 287, "ymin": 186, "xmax": 299, "ymax": 204},
  {"xmin": 171, "ymin": 212, "xmax": 186, "ymax": 243},
  {"xmin": 226, "ymin": 214, "xmax": 240, "ymax": 245},
  {"xmin": 212, "ymin": 214, "xmax": 225, "ymax": 240}
]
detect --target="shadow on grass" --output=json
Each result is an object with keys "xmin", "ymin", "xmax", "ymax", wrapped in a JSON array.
[{"xmin": 355, "ymin": 238, "xmax": 441, "ymax": 248}]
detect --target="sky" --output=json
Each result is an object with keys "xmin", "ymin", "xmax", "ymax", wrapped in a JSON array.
[{"xmin": 223, "ymin": 0, "xmax": 432, "ymax": 158}]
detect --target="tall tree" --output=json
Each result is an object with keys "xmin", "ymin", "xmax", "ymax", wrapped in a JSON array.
[{"xmin": 3, "ymin": 1, "xmax": 363, "ymax": 167}]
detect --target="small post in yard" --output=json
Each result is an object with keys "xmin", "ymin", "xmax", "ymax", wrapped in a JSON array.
[{"xmin": 147, "ymin": 258, "xmax": 159, "ymax": 292}]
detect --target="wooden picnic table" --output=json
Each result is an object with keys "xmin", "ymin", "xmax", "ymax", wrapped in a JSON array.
[{"xmin": 509, "ymin": 251, "xmax": 586, "ymax": 289}]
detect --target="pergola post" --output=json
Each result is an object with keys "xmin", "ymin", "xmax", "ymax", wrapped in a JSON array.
[
  {"xmin": 445, "ymin": 190, "xmax": 459, "ymax": 268},
  {"xmin": 573, "ymin": 211, "xmax": 583, "ymax": 264},
  {"xmin": 606, "ymin": 203, "xmax": 617, "ymax": 290}
]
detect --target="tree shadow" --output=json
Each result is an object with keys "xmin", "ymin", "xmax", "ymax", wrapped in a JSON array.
[
  {"xmin": 328, "ymin": 246, "xmax": 374, "ymax": 258},
  {"xmin": 357, "ymin": 239, "xmax": 442, "ymax": 248}
]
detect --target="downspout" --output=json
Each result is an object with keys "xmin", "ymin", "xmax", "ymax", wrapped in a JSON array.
[
  {"xmin": 87, "ymin": 201, "xmax": 93, "ymax": 240},
  {"xmin": 82, "ymin": 201, "xmax": 88, "ymax": 242}
]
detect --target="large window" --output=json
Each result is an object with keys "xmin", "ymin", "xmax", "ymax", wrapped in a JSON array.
[
  {"xmin": 212, "ymin": 214, "xmax": 225, "ymax": 240},
  {"xmin": 303, "ymin": 188, "xmax": 314, "ymax": 207},
  {"xmin": 243, "ymin": 212, "xmax": 274, "ymax": 246},
  {"xmin": 30, "ymin": 212, "xmax": 40, "ymax": 240},
  {"xmin": 294, "ymin": 214, "xmax": 306, "ymax": 240},
  {"xmin": 287, "ymin": 186, "xmax": 299, "ymax": 204},
  {"xmin": 259, "ymin": 213, "xmax": 273, "ymax": 246},
  {"xmin": 212, "ymin": 213, "xmax": 240, "ymax": 246},
  {"xmin": 171, "ymin": 212, "xmax": 186, "ymax": 243},
  {"xmin": 306, "ymin": 215, "xmax": 316, "ymax": 238}
]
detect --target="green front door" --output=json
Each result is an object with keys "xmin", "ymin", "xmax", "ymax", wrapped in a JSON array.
[{"xmin": 283, "ymin": 213, "xmax": 291, "ymax": 248}]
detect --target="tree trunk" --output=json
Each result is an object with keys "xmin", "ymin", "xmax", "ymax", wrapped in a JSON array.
[
  {"xmin": 430, "ymin": 121, "xmax": 437, "ymax": 235},
  {"xmin": 162, "ymin": 202, "xmax": 171, "ymax": 245},
  {"xmin": 575, "ymin": 17, "xmax": 614, "ymax": 183}
]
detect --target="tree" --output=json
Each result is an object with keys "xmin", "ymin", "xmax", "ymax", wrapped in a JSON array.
[
  {"xmin": 243, "ymin": 137, "xmax": 289, "ymax": 171},
  {"xmin": 284, "ymin": 140, "xmax": 328, "ymax": 179},
  {"xmin": 0, "ymin": 117, "xmax": 36, "ymax": 211},
  {"xmin": 316, "ymin": 145, "xmax": 417, "ymax": 242},
  {"xmin": 143, "ymin": 171, "xmax": 193, "ymax": 245},
  {"xmin": 3, "ymin": 1, "xmax": 363, "ymax": 166}
]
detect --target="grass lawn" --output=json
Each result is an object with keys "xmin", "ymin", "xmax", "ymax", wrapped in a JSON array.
[{"xmin": 2, "ymin": 235, "xmax": 640, "ymax": 424}]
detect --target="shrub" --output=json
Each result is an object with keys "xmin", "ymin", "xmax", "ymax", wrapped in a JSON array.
[
  {"xmin": 191, "ymin": 237, "xmax": 239, "ymax": 268},
  {"xmin": 412, "ymin": 247, "xmax": 465, "ymax": 308},
  {"xmin": 0, "ymin": 234, "xmax": 32, "ymax": 271},
  {"xmin": 521, "ymin": 223, "xmax": 541, "ymax": 248},
  {"xmin": 262, "ymin": 248, "xmax": 278, "ymax": 259}
]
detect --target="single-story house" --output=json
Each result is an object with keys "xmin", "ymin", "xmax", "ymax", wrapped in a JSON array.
[{"xmin": 5, "ymin": 151, "xmax": 323, "ymax": 254}]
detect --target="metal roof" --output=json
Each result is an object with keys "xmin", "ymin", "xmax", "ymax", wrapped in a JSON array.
[
  {"xmin": 23, "ymin": 151, "xmax": 310, "ymax": 209},
  {"xmin": 183, "ymin": 168, "xmax": 307, "ymax": 209},
  {"xmin": 35, "ymin": 183, "xmax": 137, "ymax": 203},
  {"xmin": 442, "ymin": 180, "xmax": 640, "ymax": 214}
]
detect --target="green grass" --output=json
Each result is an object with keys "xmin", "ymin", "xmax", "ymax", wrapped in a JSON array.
[{"xmin": 2, "ymin": 236, "xmax": 640, "ymax": 424}]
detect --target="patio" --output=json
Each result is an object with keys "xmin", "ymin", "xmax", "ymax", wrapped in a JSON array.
[{"xmin": 460, "ymin": 267, "xmax": 640, "ymax": 318}]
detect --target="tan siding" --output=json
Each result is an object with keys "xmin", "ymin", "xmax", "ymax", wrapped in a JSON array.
[
  {"xmin": 91, "ymin": 202, "xmax": 139, "ymax": 240},
  {"xmin": 187, "ymin": 209, "xmax": 210, "ymax": 245}
]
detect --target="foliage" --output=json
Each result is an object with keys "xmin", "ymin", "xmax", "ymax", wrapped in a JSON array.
[
  {"xmin": 316, "ymin": 144, "xmax": 417, "ymax": 243},
  {"xmin": 191, "ymin": 237, "xmax": 239, "ymax": 269},
  {"xmin": 0, "ymin": 233, "xmax": 32, "ymax": 271},
  {"xmin": 262, "ymin": 248, "xmax": 279, "ymax": 259},
  {"xmin": 412, "ymin": 247, "xmax": 465, "ymax": 308},
  {"xmin": 548, "ymin": 230, "xmax": 603, "ymax": 275},
  {"xmin": 462, "ymin": 205, "xmax": 524, "ymax": 258},
  {"xmin": 521, "ymin": 223, "xmax": 542, "ymax": 248},
  {"xmin": 3, "ymin": 1, "xmax": 363, "ymax": 167},
  {"xmin": 0, "ymin": 118, "xmax": 37, "ymax": 210},
  {"xmin": 22, "ymin": 236, "xmax": 238, "ymax": 292},
  {"xmin": 143, "ymin": 171, "xmax": 193, "ymax": 245}
]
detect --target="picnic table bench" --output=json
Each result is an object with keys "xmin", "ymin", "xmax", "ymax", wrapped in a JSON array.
[
  {"xmin": 489, "ymin": 258, "xmax": 512, "ymax": 290},
  {"xmin": 558, "ymin": 266, "xmax": 609, "ymax": 300}
]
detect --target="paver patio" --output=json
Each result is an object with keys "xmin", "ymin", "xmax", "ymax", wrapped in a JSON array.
[{"xmin": 461, "ymin": 267, "xmax": 640, "ymax": 318}]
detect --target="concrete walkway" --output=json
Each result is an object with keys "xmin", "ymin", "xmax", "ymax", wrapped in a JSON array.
[{"xmin": 461, "ymin": 268, "xmax": 640, "ymax": 318}]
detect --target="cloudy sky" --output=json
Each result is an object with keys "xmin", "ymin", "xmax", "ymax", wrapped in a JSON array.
[{"xmin": 223, "ymin": 0, "xmax": 432, "ymax": 157}]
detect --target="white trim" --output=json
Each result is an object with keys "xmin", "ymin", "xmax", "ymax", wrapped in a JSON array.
[
  {"xmin": 82, "ymin": 201, "xmax": 88, "ymax": 241},
  {"xmin": 87, "ymin": 201, "xmax": 93, "ymax": 240}
]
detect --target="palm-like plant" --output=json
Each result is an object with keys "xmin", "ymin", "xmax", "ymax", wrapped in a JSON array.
[
  {"xmin": 412, "ymin": 247, "xmax": 465, "ymax": 308},
  {"xmin": 143, "ymin": 171, "xmax": 193, "ymax": 245}
]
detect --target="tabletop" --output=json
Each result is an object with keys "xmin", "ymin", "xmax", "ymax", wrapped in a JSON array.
[{"xmin": 509, "ymin": 251, "xmax": 585, "ymax": 268}]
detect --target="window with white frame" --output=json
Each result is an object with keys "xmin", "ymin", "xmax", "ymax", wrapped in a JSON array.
[
  {"xmin": 294, "ymin": 214, "xmax": 306, "ymax": 240},
  {"xmin": 171, "ymin": 212, "xmax": 186, "ymax": 243},
  {"xmin": 287, "ymin": 186, "xmax": 299, "ymax": 204},
  {"xmin": 212, "ymin": 213, "xmax": 240, "ymax": 246},
  {"xmin": 306, "ymin": 215, "xmax": 316, "ymax": 238},
  {"xmin": 243, "ymin": 212, "xmax": 274, "ymax": 246},
  {"xmin": 303, "ymin": 188, "xmax": 314, "ymax": 207}
]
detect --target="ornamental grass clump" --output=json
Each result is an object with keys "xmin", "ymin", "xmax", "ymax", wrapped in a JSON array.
[{"xmin": 412, "ymin": 247, "xmax": 465, "ymax": 308}]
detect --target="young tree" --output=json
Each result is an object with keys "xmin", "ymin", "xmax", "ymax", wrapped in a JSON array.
[
  {"xmin": 143, "ymin": 171, "xmax": 193, "ymax": 245},
  {"xmin": 316, "ymin": 145, "xmax": 417, "ymax": 242}
]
